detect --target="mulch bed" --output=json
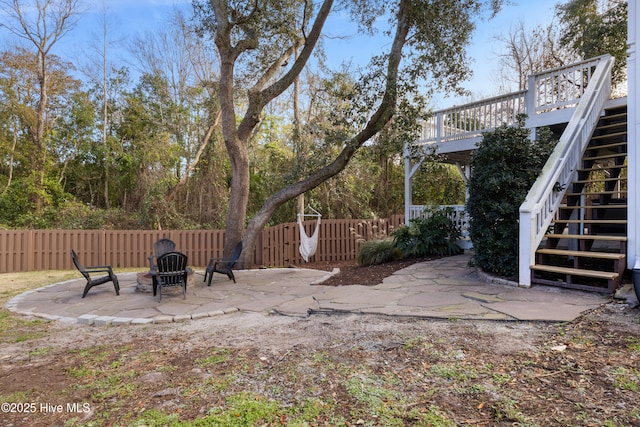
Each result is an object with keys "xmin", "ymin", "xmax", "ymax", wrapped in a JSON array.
[{"xmin": 293, "ymin": 256, "xmax": 438, "ymax": 286}]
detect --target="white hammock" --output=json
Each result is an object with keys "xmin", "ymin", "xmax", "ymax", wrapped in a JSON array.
[{"xmin": 298, "ymin": 215, "xmax": 321, "ymax": 262}]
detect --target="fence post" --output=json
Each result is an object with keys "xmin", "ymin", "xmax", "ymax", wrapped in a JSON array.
[{"xmin": 27, "ymin": 230, "xmax": 34, "ymax": 272}]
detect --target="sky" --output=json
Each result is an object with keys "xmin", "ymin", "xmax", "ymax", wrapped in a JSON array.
[{"xmin": 2, "ymin": 0, "xmax": 561, "ymax": 109}]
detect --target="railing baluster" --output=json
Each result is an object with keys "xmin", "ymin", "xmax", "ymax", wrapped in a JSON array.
[{"xmin": 412, "ymin": 56, "xmax": 610, "ymax": 151}]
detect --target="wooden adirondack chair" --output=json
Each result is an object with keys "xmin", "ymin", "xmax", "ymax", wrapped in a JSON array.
[
  {"xmin": 154, "ymin": 251, "xmax": 188, "ymax": 302},
  {"xmin": 204, "ymin": 241, "xmax": 242, "ymax": 285},
  {"xmin": 148, "ymin": 238, "xmax": 176, "ymax": 271},
  {"xmin": 71, "ymin": 249, "xmax": 120, "ymax": 298}
]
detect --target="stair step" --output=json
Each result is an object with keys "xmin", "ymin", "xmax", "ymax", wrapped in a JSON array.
[
  {"xmin": 559, "ymin": 204, "xmax": 627, "ymax": 209},
  {"xmin": 536, "ymin": 248, "xmax": 625, "ymax": 260},
  {"xmin": 594, "ymin": 122, "xmax": 627, "ymax": 133},
  {"xmin": 590, "ymin": 130, "xmax": 627, "ymax": 141},
  {"xmin": 545, "ymin": 234, "xmax": 628, "ymax": 241},
  {"xmin": 583, "ymin": 152, "xmax": 627, "ymax": 162},
  {"xmin": 573, "ymin": 177, "xmax": 627, "ymax": 184},
  {"xmin": 600, "ymin": 111, "xmax": 627, "ymax": 119},
  {"xmin": 578, "ymin": 164, "xmax": 627, "ymax": 173},
  {"xmin": 586, "ymin": 141, "xmax": 627, "ymax": 151},
  {"xmin": 552, "ymin": 219, "xmax": 627, "ymax": 225},
  {"xmin": 566, "ymin": 190, "xmax": 627, "ymax": 197},
  {"xmin": 531, "ymin": 264, "xmax": 619, "ymax": 280}
]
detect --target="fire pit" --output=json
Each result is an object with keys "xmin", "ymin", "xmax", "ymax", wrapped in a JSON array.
[{"xmin": 136, "ymin": 270, "xmax": 196, "ymax": 293}]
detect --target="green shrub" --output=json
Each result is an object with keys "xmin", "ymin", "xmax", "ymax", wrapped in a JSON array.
[
  {"xmin": 467, "ymin": 117, "xmax": 556, "ymax": 278},
  {"xmin": 356, "ymin": 238, "xmax": 402, "ymax": 266},
  {"xmin": 393, "ymin": 208, "xmax": 462, "ymax": 257}
]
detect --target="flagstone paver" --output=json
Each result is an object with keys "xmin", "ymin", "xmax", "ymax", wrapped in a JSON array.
[{"xmin": 5, "ymin": 253, "xmax": 607, "ymax": 325}]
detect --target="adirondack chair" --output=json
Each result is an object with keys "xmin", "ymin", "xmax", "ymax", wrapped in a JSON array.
[
  {"xmin": 71, "ymin": 249, "xmax": 120, "ymax": 298},
  {"xmin": 148, "ymin": 238, "xmax": 176, "ymax": 271},
  {"xmin": 204, "ymin": 241, "xmax": 242, "ymax": 285},
  {"xmin": 154, "ymin": 251, "xmax": 188, "ymax": 302}
]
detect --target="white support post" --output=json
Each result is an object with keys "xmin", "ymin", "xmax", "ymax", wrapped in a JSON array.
[
  {"xmin": 454, "ymin": 162, "xmax": 471, "ymax": 202},
  {"xmin": 404, "ymin": 143, "xmax": 413, "ymax": 225},
  {"xmin": 628, "ymin": 1, "xmax": 640, "ymax": 271},
  {"xmin": 525, "ymin": 74, "xmax": 537, "ymax": 140},
  {"xmin": 518, "ymin": 211, "xmax": 533, "ymax": 288}
]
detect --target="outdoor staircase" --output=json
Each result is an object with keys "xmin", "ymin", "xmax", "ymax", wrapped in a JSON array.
[{"xmin": 531, "ymin": 105, "xmax": 628, "ymax": 293}]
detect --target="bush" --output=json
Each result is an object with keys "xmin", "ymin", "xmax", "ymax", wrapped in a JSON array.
[
  {"xmin": 393, "ymin": 208, "xmax": 462, "ymax": 257},
  {"xmin": 467, "ymin": 117, "xmax": 556, "ymax": 278},
  {"xmin": 356, "ymin": 238, "xmax": 402, "ymax": 266}
]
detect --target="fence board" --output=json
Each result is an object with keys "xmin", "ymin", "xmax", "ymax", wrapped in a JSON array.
[
  {"xmin": 0, "ymin": 215, "xmax": 404, "ymax": 273},
  {"xmin": 0, "ymin": 231, "xmax": 30, "ymax": 272}
]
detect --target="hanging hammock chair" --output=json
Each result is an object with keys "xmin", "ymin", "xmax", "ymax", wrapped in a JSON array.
[{"xmin": 297, "ymin": 208, "xmax": 321, "ymax": 262}]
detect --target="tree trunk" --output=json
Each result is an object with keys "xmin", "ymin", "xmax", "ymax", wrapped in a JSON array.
[
  {"xmin": 212, "ymin": 0, "xmax": 333, "ymax": 258},
  {"xmin": 166, "ymin": 113, "xmax": 220, "ymax": 203},
  {"xmin": 238, "ymin": 0, "xmax": 411, "ymax": 267},
  {"xmin": 218, "ymin": 50, "xmax": 251, "ymax": 256},
  {"xmin": 103, "ymin": 18, "xmax": 111, "ymax": 210},
  {"xmin": 33, "ymin": 50, "xmax": 48, "ymax": 212},
  {"xmin": 3, "ymin": 118, "xmax": 19, "ymax": 193}
]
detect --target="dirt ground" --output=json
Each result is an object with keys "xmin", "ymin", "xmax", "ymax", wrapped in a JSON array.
[{"xmin": 1, "ymin": 259, "xmax": 640, "ymax": 426}]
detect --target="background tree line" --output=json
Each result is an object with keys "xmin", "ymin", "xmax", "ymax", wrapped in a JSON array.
[{"xmin": 0, "ymin": 0, "xmax": 471, "ymax": 232}]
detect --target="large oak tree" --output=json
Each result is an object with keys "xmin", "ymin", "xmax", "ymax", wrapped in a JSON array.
[{"xmin": 193, "ymin": 0, "xmax": 502, "ymax": 266}]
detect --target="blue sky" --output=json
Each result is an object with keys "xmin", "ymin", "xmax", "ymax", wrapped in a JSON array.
[
  {"xmin": 318, "ymin": 0, "xmax": 561, "ymax": 107},
  {"xmin": 3, "ymin": 0, "xmax": 560, "ymax": 109},
  {"xmin": 442, "ymin": 0, "xmax": 560, "ymax": 107}
]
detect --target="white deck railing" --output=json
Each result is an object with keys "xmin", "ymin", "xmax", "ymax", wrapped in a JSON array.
[
  {"xmin": 418, "ymin": 91, "xmax": 527, "ymax": 144},
  {"xmin": 532, "ymin": 57, "xmax": 603, "ymax": 113},
  {"xmin": 518, "ymin": 55, "xmax": 614, "ymax": 287},
  {"xmin": 413, "ymin": 56, "xmax": 611, "ymax": 149}
]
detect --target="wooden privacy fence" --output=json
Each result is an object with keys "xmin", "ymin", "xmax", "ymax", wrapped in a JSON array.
[{"xmin": 0, "ymin": 216, "xmax": 403, "ymax": 273}]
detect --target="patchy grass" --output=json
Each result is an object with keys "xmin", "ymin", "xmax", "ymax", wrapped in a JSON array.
[
  {"xmin": 1, "ymin": 270, "xmax": 640, "ymax": 426},
  {"xmin": 0, "ymin": 309, "xmax": 50, "ymax": 344},
  {"xmin": 0, "ymin": 270, "xmax": 78, "ymax": 304},
  {"xmin": 3, "ymin": 306, "xmax": 640, "ymax": 426}
]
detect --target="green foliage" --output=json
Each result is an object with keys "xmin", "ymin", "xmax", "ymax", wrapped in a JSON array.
[
  {"xmin": 393, "ymin": 208, "xmax": 463, "ymax": 258},
  {"xmin": 0, "ymin": 176, "xmax": 75, "ymax": 228},
  {"xmin": 138, "ymin": 187, "xmax": 198, "ymax": 230},
  {"xmin": 467, "ymin": 118, "xmax": 556, "ymax": 277},
  {"xmin": 412, "ymin": 162, "xmax": 466, "ymax": 205},
  {"xmin": 556, "ymin": 0, "xmax": 628, "ymax": 85},
  {"xmin": 356, "ymin": 238, "xmax": 402, "ymax": 266},
  {"xmin": 0, "ymin": 180, "xmax": 32, "ymax": 226}
]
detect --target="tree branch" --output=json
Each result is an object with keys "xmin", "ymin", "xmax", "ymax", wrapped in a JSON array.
[
  {"xmin": 166, "ymin": 110, "xmax": 221, "ymax": 203},
  {"xmin": 241, "ymin": 0, "xmax": 412, "ymax": 265},
  {"xmin": 251, "ymin": 39, "xmax": 304, "ymax": 92},
  {"xmin": 238, "ymin": 0, "xmax": 333, "ymax": 141}
]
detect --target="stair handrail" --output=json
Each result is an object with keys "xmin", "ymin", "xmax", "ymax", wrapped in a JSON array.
[{"xmin": 518, "ymin": 54, "xmax": 614, "ymax": 287}]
